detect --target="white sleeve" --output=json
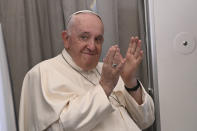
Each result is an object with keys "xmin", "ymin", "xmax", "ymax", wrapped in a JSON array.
[{"xmin": 122, "ymin": 85, "xmax": 155, "ymax": 129}]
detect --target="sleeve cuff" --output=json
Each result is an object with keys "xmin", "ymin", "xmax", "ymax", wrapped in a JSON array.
[{"xmin": 123, "ymin": 81, "xmax": 146, "ymax": 107}]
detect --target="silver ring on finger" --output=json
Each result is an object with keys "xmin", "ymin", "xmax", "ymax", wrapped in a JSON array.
[{"xmin": 112, "ymin": 63, "xmax": 117, "ymax": 68}]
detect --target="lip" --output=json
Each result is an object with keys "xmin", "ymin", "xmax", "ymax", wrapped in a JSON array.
[{"xmin": 82, "ymin": 52, "xmax": 97, "ymax": 55}]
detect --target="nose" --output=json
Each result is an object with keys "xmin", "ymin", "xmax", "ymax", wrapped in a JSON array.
[{"xmin": 87, "ymin": 39, "xmax": 96, "ymax": 51}]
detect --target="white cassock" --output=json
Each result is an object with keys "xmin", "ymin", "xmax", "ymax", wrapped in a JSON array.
[{"xmin": 19, "ymin": 49, "xmax": 155, "ymax": 131}]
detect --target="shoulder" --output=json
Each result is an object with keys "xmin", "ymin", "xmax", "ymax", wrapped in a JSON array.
[{"xmin": 25, "ymin": 54, "xmax": 62, "ymax": 78}]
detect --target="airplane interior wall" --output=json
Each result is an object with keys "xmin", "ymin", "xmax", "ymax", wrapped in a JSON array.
[{"xmin": 150, "ymin": 0, "xmax": 197, "ymax": 130}]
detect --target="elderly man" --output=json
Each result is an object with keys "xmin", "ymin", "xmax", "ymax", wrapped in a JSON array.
[{"xmin": 19, "ymin": 10, "xmax": 155, "ymax": 131}]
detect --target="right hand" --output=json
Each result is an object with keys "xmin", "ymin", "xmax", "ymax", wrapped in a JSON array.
[{"xmin": 99, "ymin": 45, "xmax": 126, "ymax": 97}]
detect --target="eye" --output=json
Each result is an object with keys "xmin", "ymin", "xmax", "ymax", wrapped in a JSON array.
[
  {"xmin": 95, "ymin": 36, "xmax": 103, "ymax": 43},
  {"xmin": 80, "ymin": 35, "xmax": 89, "ymax": 40}
]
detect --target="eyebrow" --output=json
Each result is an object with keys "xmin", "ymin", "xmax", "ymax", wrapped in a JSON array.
[
  {"xmin": 79, "ymin": 32, "xmax": 103, "ymax": 38},
  {"xmin": 80, "ymin": 32, "xmax": 90, "ymax": 35}
]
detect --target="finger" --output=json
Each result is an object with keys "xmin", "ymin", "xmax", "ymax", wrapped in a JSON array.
[
  {"xmin": 126, "ymin": 37, "xmax": 134, "ymax": 55},
  {"xmin": 109, "ymin": 45, "xmax": 119, "ymax": 65},
  {"xmin": 130, "ymin": 37, "xmax": 137, "ymax": 54},
  {"xmin": 115, "ymin": 58, "xmax": 126, "ymax": 74},
  {"xmin": 113, "ymin": 48, "xmax": 121, "ymax": 65},
  {"xmin": 134, "ymin": 40, "xmax": 142, "ymax": 58},
  {"xmin": 134, "ymin": 36, "xmax": 139, "ymax": 43},
  {"xmin": 104, "ymin": 45, "xmax": 117, "ymax": 65},
  {"xmin": 136, "ymin": 50, "xmax": 144, "ymax": 65},
  {"xmin": 118, "ymin": 49, "xmax": 124, "ymax": 61},
  {"xmin": 129, "ymin": 36, "xmax": 135, "ymax": 48}
]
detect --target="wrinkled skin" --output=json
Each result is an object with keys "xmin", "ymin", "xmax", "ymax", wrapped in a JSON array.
[{"xmin": 100, "ymin": 37, "xmax": 143, "ymax": 96}]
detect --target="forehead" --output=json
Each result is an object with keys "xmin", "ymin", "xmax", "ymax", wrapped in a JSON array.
[{"xmin": 71, "ymin": 13, "xmax": 104, "ymax": 35}]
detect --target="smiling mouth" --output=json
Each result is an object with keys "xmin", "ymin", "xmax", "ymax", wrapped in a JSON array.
[{"xmin": 83, "ymin": 52, "xmax": 97, "ymax": 55}]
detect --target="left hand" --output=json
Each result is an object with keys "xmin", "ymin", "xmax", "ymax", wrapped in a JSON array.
[
  {"xmin": 120, "ymin": 36, "xmax": 143, "ymax": 88},
  {"xmin": 100, "ymin": 45, "xmax": 126, "ymax": 96}
]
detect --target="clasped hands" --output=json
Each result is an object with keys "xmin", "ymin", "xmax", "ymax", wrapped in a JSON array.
[{"xmin": 100, "ymin": 37, "xmax": 143, "ymax": 96}]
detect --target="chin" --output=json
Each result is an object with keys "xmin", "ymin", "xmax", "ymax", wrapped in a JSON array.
[{"xmin": 83, "ymin": 62, "xmax": 98, "ymax": 71}]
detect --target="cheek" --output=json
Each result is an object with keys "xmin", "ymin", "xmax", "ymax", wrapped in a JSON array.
[
  {"xmin": 78, "ymin": 43, "xmax": 87, "ymax": 52},
  {"xmin": 72, "ymin": 43, "xmax": 86, "ymax": 54}
]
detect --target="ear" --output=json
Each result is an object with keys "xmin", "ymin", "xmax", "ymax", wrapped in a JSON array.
[{"xmin": 62, "ymin": 31, "xmax": 70, "ymax": 49}]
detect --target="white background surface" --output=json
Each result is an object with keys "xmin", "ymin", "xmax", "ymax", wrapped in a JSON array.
[
  {"xmin": 0, "ymin": 23, "xmax": 16, "ymax": 131},
  {"xmin": 152, "ymin": 0, "xmax": 197, "ymax": 130}
]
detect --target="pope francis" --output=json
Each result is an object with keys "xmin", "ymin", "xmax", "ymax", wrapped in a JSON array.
[{"xmin": 19, "ymin": 10, "xmax": 155, "ymax": 131}]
